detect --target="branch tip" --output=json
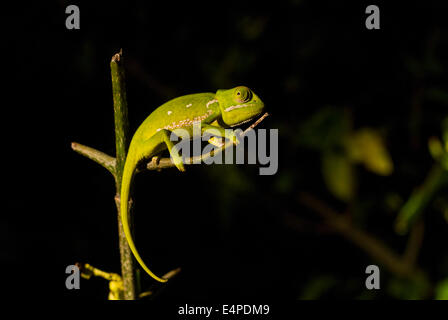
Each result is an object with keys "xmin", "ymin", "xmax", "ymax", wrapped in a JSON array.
[{"xmin": 71, "ymin": 141, "xmax": 116, "ymax": 175}]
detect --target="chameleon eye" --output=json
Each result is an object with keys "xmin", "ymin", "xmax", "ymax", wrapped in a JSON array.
[{"xmin": 234, "ymin": 86, "xmax": 252, "ymax": 103}]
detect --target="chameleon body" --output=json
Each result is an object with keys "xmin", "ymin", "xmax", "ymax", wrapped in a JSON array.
[{"xmin": 120, "ymin": 86, "xmax": 264, "ymax": 282}]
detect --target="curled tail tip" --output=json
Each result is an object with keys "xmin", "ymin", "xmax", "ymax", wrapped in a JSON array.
[
  {"xmin": 158, "ymin": 277, "xmax": 168, "ymax": 283},
  {"xmin": 144, "ymin": 271, "xmax": 168, "ymax": 283},
  {"xmin": 143, "ymin": 267, "xmax": 168, "ymax": 283}
]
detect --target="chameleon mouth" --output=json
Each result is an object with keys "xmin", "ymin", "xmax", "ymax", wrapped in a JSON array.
[{"xmin": 229, "ymin": 113, "xmax": 260, "ymax": 127}]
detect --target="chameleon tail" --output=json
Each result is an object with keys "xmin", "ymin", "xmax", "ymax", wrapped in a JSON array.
[{"xmin": 120, "ymin": 149, "xmax": 168, "ymax": 283}]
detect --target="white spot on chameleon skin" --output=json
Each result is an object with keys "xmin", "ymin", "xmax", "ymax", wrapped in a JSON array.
[
  {"xmin": 206, "ymin": 99, "xmax": 218, "ymax": 108},
  {"xmin": 159, "ymin": 110, "xmax": 214, "ymax": 131},
  {"xmin": 167, "ymin": 111, "xmax": 172, "ymax": 115},
  {"xmin": 186, "ymin": 103, "xmax": 192, "ymax": 108}
]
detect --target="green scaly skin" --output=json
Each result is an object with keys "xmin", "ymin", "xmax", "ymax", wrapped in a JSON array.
[{"xmin": 121, "ymin": 86, "xmax": 264, "ymax": 282}]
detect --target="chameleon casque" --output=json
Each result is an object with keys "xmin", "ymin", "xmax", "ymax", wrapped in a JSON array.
[{"xmin": 120, "ymin": 86, "xmax": 265, "ymax": 282}]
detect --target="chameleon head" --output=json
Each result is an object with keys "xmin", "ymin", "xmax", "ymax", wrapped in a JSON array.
[{"xmin": 216, "ymin": 86, "xmax": 264, "ymax": 127}]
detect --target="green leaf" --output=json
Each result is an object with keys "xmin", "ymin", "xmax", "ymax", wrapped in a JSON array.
[
  {"xmin": 322, "ymin": 151, "xmax": 355, "ymax": 202},
  {"xmin": 345, "ymin": 128, "xmax": 393, "ymax": 176},
  {"xmin": 428, "ymin": 136, "xmax": 444, "ymax": 161},
  {"xmin": 435, "ymin": 278, "xmax": 448, "ymax": 300}
]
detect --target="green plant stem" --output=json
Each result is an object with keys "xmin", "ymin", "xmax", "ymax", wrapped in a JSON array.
[
  {"xmin": 110, "ymin": 49, "xmax": 137, "ymax": 300},
  {"xmin": 395, "ymin": 162, "xmax": 448, "ymax": 234},
  {"xmin": 71, "ymin": 142, "xmax": 116, "ymax": 175}
]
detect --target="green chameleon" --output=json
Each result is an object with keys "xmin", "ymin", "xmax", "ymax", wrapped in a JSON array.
[{"xmin": 120, "ymin": 86, "xmax": 265, "ymax": 282}]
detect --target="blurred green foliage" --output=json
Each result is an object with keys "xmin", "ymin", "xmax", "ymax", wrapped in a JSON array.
[
  {"xmin": 435, "ymin": 278, "xmax": 448, "ymax": 300},
  {"xmin": 296, "ymin": 107, "xmax": 394, "ymax": 202}
]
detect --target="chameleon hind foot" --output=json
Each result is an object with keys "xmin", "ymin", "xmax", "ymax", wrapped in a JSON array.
[{"xmin": 141, "ymin": 129, "xmax": 186, "ymax": 172}]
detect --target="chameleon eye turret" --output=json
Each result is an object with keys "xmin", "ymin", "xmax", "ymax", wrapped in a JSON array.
[{"xmin": 234, "ymin": 86, "xmax": 252, "ymax": 103}]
